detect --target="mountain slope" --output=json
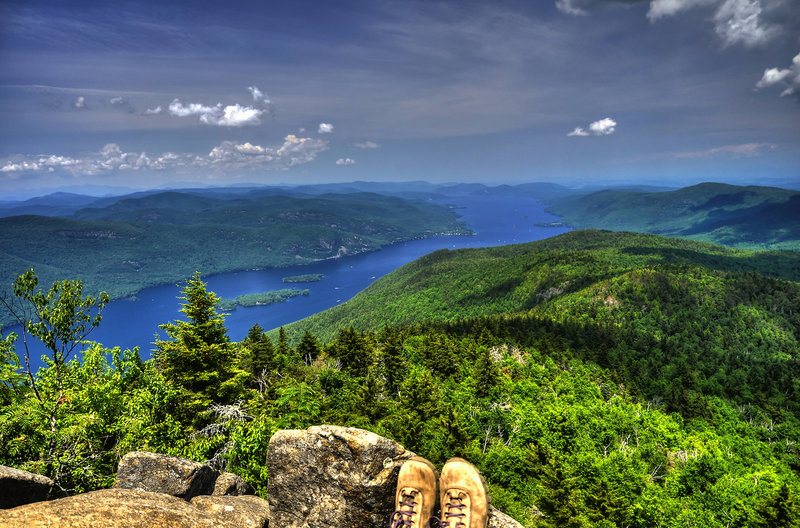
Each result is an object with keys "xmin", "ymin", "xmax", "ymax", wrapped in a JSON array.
[
  {"xmin": 267, "ymin": 228, "xmax": 800, "ymax": 525},
  {"xmin": 280, "ymin": 229, "xmax": 800, "ymax": 342},
  {"xmin": 545, "ymin": 182, "xmax": 800, "ymax": 250}
]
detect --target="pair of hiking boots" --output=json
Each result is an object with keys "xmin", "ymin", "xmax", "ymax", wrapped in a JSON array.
[{"xmin": 391, "ymin": 456, "xmax": 488, "ymax": 528}]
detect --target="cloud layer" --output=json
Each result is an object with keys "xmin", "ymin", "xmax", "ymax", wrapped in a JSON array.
[
  {"xmin": 674, "ymin": 142, "xmax": 776, "ymax": 158},
  {"xmin": 0, "ymin": 135, "xmax": 328, "ymax": 177}
]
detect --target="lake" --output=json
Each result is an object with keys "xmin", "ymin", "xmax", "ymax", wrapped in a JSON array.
[{"xmin": 15, "ymin": 194, "xmax": 569, "ymax": 366}]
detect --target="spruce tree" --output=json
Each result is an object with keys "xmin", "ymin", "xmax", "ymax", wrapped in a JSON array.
[
  {"xmin": 297, "ymin": 331, "xmax": 321, "ymax": 366},
  {"xmin": 473, "ymin": 347, "xmax": 499, "ymax": 398},
  {"xmin": 154, "ymin": 271, "xmax": 240, "ymax": 416},
  {"xmin": 380, "ymin": 328, "xmax": 406, "ymax": 397},
  {"xmin": 244, "ymin": 323, "xmax": 275, "ymax": 378}
]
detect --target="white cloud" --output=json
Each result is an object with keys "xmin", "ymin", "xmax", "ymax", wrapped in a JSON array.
[
  {"xmin": 713, "ymin": 0, "xmax": 776, "ymax": 47},
  {"xmin": 0, "ymin": 135, "xmax": 329, "ymax": 177},
  {"xmin": 318, "ymin": 122, "xmax": 334, "ymax": 134},
  {"xmin": 277, "ymin": 135, "xmax": 329, "ymax": 165},
  {"xmin": 568, "ymin": 117, "xmax": 617, "ymax": 136},
  {"xmin": 647, "ymin": 0, "xmax": 716, "ymax": 20},
  {"xmin": 144, "ymin": 105, "xmax": 163, "ymax": 115},
  {"xmin": 167, "ymin": 99, "xmax": 264, "ymax": 127},
  {"xmin": 73, "ymin": 96, "xmax": 86, "ymax": 109},
  {"xmin": 756, "ymin": 52, "xmax": 800, "ymax": 97},
  {"xmin": 567, "ymin": 127, "xmax": 590, "ymax": 137},
  {"xmin": 336, "ymin": 158, "xmax": 356, "ymax": 165},
  {"xmin": 589, "ymin": 117, "xmax": 617, "ymax": 135},
  {"xmin": 168, "ymin": 99, "xmax": 220, "ymax": 117},
  {"xmin": 159, "ymin": 87, "xmax": 272, "ymax": 127},
  {"xmin": 202, "ymin": 104, "xmax": 264, "ymax": 127},
  {"xmin": 354, "ymin": 141, "xmax": 380, "ymax": 149},
  {"xmin": 555, "ymin": 0, "xmax": 589, "ymax": 15},
  {"xmin": 675, "ymin": 142, "xmax": 776, "ymax": 158},
  {"xmin": 110, "ymin": 96, "xmax": 124, "ymax": 105},
  {"xmin": 248, "ymin": 85, "xmax": 267, "ymax": 103}
]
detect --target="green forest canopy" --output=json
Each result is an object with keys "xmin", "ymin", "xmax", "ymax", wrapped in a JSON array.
[{"xmin": 1, "ymin": 230, "xmax": 798, "ymax": 527}]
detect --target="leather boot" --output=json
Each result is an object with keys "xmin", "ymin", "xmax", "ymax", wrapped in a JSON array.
[
  {"xmin": 439, "ymin": 458, "xmax": 489, "ymax": 528},
  {"xmin": 391, "ymin": 456, "xmax": 438, "ymax": 528}
]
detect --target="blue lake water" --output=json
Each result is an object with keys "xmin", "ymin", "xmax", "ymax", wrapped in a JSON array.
[{"xmin": 15, "ymin": 195, "xmax": 569, "ymax": 366}]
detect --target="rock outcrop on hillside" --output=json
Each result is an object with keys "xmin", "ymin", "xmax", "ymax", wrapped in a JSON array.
[
  {"xmin": 267, "ymin": 424, "xmax": 524, "ymax": 528},
  {"xmin": 1, "ymin": 425, "xmax": 526, "ymax": 527}
]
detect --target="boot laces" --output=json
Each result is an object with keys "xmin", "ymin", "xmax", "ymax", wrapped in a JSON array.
[
  {"xmin": 441, "ymin": 491, "xmax": 467, "ymax": 528},
  {"xmin": 391, "ymin": 490, "xmax": 419, "ymax": 528}
]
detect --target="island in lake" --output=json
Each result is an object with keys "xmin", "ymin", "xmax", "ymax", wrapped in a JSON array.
[
  {"xmin": 218, "ymin": 289, "xmax": 309, "ymax": 311},
  {"xmin": 282, "ymin": 274, "xmax": 324, "ymax": 283}
]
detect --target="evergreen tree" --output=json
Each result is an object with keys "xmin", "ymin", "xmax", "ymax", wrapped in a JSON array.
[
  {"xmin": 154, "ymin": 271, "xmax": 241, "ymax": 417},
  {"xmin": 473, "ymin": 347, "xmax": 499, "ymax": 398},
  {"xmin": 380, "ymin": 328, "xmax": 406, "ymax": 397},
  {"xmin": 329, "ymin": 327, "xmax": 372, "ymax": 377},
  {"xmin": 297, "ymin": 331, "xmax": 322, "ymax": 366},
  {"xmin": 243, "ymin": 323, "xmax": 275, "ymax": 379}
]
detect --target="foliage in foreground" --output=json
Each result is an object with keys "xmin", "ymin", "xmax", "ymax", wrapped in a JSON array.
[{"xmin": 1, "ymin": 230, "xmax": 799, "ymax": 526}]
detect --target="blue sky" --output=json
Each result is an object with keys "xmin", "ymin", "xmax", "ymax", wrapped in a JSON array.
[{"xmin": 0, "ymin": 0, "xmax": 798, "ymax": 197}]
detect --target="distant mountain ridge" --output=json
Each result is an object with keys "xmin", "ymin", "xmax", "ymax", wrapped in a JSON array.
[
  {"xmin": 545, "ymin": 182, "xmax": 800, "ymax": 250},
  {"xmin": 0, "ymin": 190, "xmax": 469, "ymax": 328}
]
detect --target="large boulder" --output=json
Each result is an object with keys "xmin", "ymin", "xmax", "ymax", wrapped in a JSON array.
[
  {"xmin": 0, "ymin": 488, "xmax": 269, "ymax": 528},
  {"xmin": 0, "ymin": 465, "xmax": 53, "ymax": 509},
  {"xmin": 267, "ymin": 424, "xmax": 414, "ymax": 528},
  {"xmin": 115, "ymin": 451, "xmax": 218, "ymax": 499},
  {"xmin": 266, "ymin": 425, "xmax": 526, "ymax": 528}
]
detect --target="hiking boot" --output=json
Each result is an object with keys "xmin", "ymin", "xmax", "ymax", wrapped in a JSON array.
[
  {"xmin": 439, "ymin": 458, "xmax": 489, "ymax": 528},
  {"xmin": 391, "ymin": 456, "xmax": 438, "ymax": 528}
]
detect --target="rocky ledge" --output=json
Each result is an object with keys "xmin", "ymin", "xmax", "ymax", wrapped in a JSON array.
[{"xmin": 0, "ymin": 425, "xmax": 525, "ymax": 528}]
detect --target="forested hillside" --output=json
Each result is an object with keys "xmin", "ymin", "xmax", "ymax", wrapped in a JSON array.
[
  {"xmin": 280, "ymin": 230, "xmax": 800, "ymax": 341},
  {"xmin": 545, "ymin": 183, "xmax": 800, "ymax": 250},
  {"xmin": 0, "ymin": 190, "xmax": 468, "ymax": 327},
  {"xmin": 1, "ymin": 231, "xmax": 798, "ymax": 526}
]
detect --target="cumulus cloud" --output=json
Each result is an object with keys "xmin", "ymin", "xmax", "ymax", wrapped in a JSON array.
[
  {"xmin": 144, "ymin": 105, "xmax": 163, "ymax": 115},
  {"xmin": 354, "ymin": 141, "xmax": 380, "ymax": 149},
  {"xmin": 675, "ymin": 142, "xmax": 776, "ymax": 158},
  {"xmin": 568, "ymin": 117, "xmax": 617, "ymax": 136},
  {"xmin": 318, "ymin": 122, "xmax": 334, "ymax": 134},
  {"xmin": 73, "ymin": 96, "xmax": 86, "ymax": 109},
  {"xmin": 336, "ymin": 158, "xmax": 356, "ymax": 165},
  {"xmin": 756, "ymin": 52, "xmax": 800, "ymax": 97},
  {"xmin": 109, "ymin": 96, "xmax": 124, "ymax": 105},
  {"xmin": 0, "ymin": 134, "xmax": 329, "ymax": 177},
  {"xmin": 158, "ymin": 86, "xmax": 272, "ymax": 127}
]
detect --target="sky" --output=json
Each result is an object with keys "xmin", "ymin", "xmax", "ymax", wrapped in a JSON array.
[{"xmin": 0, "ymin": 0, "xmax": 798, "ymax": 198}]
